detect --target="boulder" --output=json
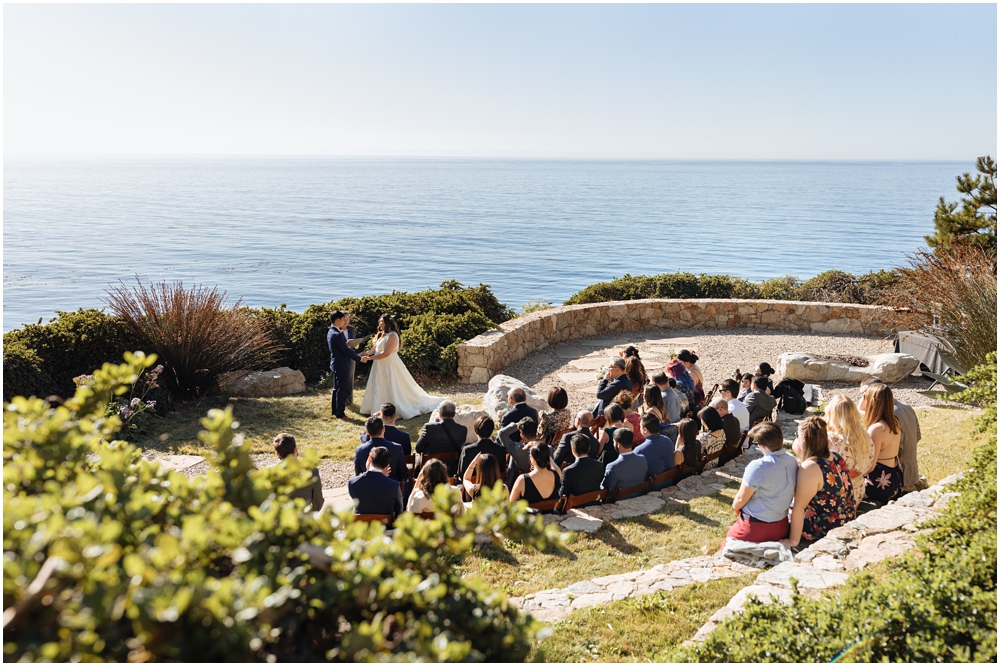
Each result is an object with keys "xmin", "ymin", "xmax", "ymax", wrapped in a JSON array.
[
  {"xmin": 428, "ymin": 404, "xmax": 487, "ymax": 444},
  {"xmin": 218, "ymin": 367, "xmax": 306, "ymax": 397},
  {"xmin": 480, "ymin": 374, "xmax": 548, "ymax": 421},
  {"xmin": 777, "ymin": 352, "xmax": 919, "ymax": 384}
]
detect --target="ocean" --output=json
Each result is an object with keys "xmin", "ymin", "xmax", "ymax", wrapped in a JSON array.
[{"xmin": 2, "ymin": 158, "xmax": 964, "ymax": 332}]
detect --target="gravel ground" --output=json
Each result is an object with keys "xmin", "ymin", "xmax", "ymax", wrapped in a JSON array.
[{"xmin": 140, "ymin": 451, "xmax": 354, "ymax": 489}]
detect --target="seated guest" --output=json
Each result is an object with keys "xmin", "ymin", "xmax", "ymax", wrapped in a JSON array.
[
  {"xmin": 666, "ymin": 357, "xmax": 697, "ymax": 412},
  {"xmin": 652, "ymin": 371, "xmax": 681, "ymax": 424},
  {"xmin": 756, "ymin": 363, "xmax": 776, "ymax": 393},
  {"xmin": 673, "ymin": 418, "xmax": 701, "ymax": 469},
  {"xmin": 597, "ymin": 403, "xmax": 628, "ymax": 466},
  {"xmin": 613, "ymin": 390, "xmax": 641, "ymax": 435},
  {"xmin": 737, "ymin": 373, "xmax": 754, "ymax": 401},
  {"xmin": 509, "ymin": 443, "xmax": 562, "ymax": 504},
  {"xmin": 538, "ymin": 386, "xmax": 572, "ymax": 444},
  {"xmin": 348, "ymin": 446, "xmax": 404, "ymax": 516},
  {"xmin": 860, "ymin": 377, "xmax": 922, "ymax": 491},
  {"xmin": 415, "ymin": 400, "xmax": 467, "ymax": 472},
  {"xmin": 744, "ymin": 375, "xmax": 777, "ymax": 425},
  {"xmin": 710, "ymin": 396, "xmax": 742, "ymax": 449},
  {"xmin": 458, "ymin": 415, "xmax": 507, "ymax": 478},
  {"xmin": 601, "ymin": 428, "xmax": 648, "ymax": 499},
  {"xmin": 641, "ymin": 384, "xmax": 667, "ymax": 423},
  {"xmin": 783, "ymin": 417, "xmax": 856, "ymax": 548},
  {"xmin": 677, "ymin": 349, "xmax": 705, "ymax": 405},
  {"xmin": 697, "ymin": 406, "xmax": 728, "ymax": 470},
  {"xmin": 727, "ymin": 422, "xmax": 797, "ymax": 543},
  {"xmin": 407, "ymin": 459, "xmax": 464, "ymax": 515},
  {"xmin": 354, "ymin": 416, "xmax": 407, "ymax": 484},
  {"xmin": 274, "ymin": 433, "xmax": 324, "ymax": 511},
  {"xmin": 860, "ymin": 383, "xmax": 903, "ymax": 504},
  {"xmin": 360, "ymin": 402, "xmax": 411, "ymax": 455},
  {"xmin": 824, "ymin": 395, "xmax": 874, "ymax": 506},
  {"xmin": 592, "ymin": 357, "xmax": 632, "ymax": 417},
  {"xmin": 634, "ymin": 412, "xmax": 675, "ymax": 489},
  {"xmin": 560, "ymin": 434, "xmax": 605, "ymax": 497},
  {"xmin": 622, "ymin": 347, "xmax": 648, "ymax": 399},
  {"xmin": 462, "ymin": 452, "xmax": 508, "ymax": 501},
  {"xmin": 498, "ymin": 416, "xmax": 540, "ymax": 478},
  {"xmin": 501, "ymin": 387, "xmax": 539, "ymax": 431},
  {"xmin": 720, "ymin": 379, "xmax": 750, "ymax": 432},
  {"xmin": 553, "ymin": 411, "xmax": 600, "ymax": 468}
]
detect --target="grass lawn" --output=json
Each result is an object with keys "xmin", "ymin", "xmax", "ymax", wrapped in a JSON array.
[
  {"xmin": 914, "ymin": 406, "xmax": 988, "ymax": 485},
  {"xmin": 136, "ymin": 385, "xmax": 480, "ymax": 461},
  {"xmin": 530, "ymin": 574, "xmax": 756, "ymax": 663}
]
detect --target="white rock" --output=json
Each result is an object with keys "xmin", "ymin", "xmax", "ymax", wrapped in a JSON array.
[
  {"xmin": 726, "ymin": 584, "xmax": 797, "ymax": 611},
  {"xmin": 428, "ymin": 403, "xmax": 487, "ymax": 444},
  {"xmin": 560, "ymin": 515, "xmax": 603, "ymax": 533},
  {"xmin": 756, "ymin": 562, "xmax": 850, "ymax": 590},
  {"xmin": 219, "ymin": 366, "xmax": 306, "ymax": 397},
  {"xmin": 843, "ymin": 532, "xmax": 917, "ymax": 570},
  {"xmin": 777, "ymin": 352, "xmax": 919, "ymax": 384},
  {"xmin": 480, "ymin": 374, "xmax": 549, "ymax": 421}
]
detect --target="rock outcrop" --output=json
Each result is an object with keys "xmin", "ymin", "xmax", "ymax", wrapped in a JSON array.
[
  {"xmin": 218, "ymin": 367, "xmax": 307, "ymax": 397},
  {"xmin": 480, "ymin": 375, "xmax": 548, "ymax": 421},
  {"xmin": 777, "ymin": 352, "xmax": 919, "ymax": 383},
  {"xmin": 428, "ymin": 403, "xmax": 488, "ymax": 444}
]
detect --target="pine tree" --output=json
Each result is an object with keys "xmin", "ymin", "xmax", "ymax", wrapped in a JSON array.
[{"xmin": 925, "ymin": 155, "xmax": 997, "ymax": 251}]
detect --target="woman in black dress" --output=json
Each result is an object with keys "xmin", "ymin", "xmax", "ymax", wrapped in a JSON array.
[{"xmin": 509, "ymin": 443, "xmax": 562, "ymax": 504}]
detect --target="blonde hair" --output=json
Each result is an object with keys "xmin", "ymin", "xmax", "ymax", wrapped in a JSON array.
[{"xmin": 825, "ymin": 395, "xmax": 872, "ymax": 455}]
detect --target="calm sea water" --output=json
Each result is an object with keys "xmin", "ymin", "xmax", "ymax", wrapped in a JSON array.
[{"xmin": 3, "ymin": 158, "xmax": 964, "ymax": 332}]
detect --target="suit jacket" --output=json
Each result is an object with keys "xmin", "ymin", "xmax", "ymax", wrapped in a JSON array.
[
  {"xmin": 560, "ymin": 456, "xmax": 605, "ymax": 497},
  {"xmin": 552, "ymin": 427, "xmax": 600, "ymax": 468},
  {"xmin": 458, "ymin": 438, "xmax": 509, "ymax": 477},
  {"xmin": 601, "ymin": 452, "xmax": 648, "ymax": 498},
  {"xmin": 894, "ymin": 400, "xmax": 921, "ymax": 487},
  {"xmin": 744, "ymin": 390, "xmax": 777, "ymax": 425},
  {"xmin": 288, "ymin": 468, "xmax": 325, "ymax": 511},
  {"xmin": 592, "ymin": 375, "xmax": 633, "ymax": 416},
  {"xmin": 328, "ymin": 326, "xmax": 362, "ymax": 373},
  {"xmin": 497, "ymin": 421, "xmax": 532, "ymax": 472},
  {"xmin": 500, "ymin": 402, "xmax": 539, "ymax": 429},
  {"xmin": 348, "ymin": 470, "xmax": 404, "ymax": 516},
  {"xmin": 354, "ymin": 437, "xmax": 407, "ymax": 483},
  {"xmin": 415, "ymin": 420, "xmax": 467, "ymax": 457},
  {"xmin": 721, "ymin": 413, "xmax": 742, "ymax": 448},
  {"xmin": 634, "ymin": 434, "xmax": 675, "ymax": 484},
  {"xmin": 362, "ymin": 425, "xmax": 412, "ymax": 456}
]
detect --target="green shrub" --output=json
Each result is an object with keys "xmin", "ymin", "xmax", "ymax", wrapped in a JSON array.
[
  {"xmin": 399, "ymin": 311, "xmax": 495, "ymax": 376},
  {"xmin": 2, "ymin": 353, "xmax": 562, "ymax": 661},
  {"xmin": 2, "ymin": 308, "xmax": 139, "ymax": 401},
  {"xmin": 673, "ymin": 358, "xmax": 997, "ymax": 663}
]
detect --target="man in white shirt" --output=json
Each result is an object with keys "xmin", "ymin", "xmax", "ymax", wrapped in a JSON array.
[{"xmin": 721, "ymin": 379, "xmax": 750, "ymax": 432}]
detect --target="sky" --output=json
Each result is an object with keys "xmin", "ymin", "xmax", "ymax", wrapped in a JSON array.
[{"xmin": 3, "ymin": 3, "xmax": 997, "ymax": 160}]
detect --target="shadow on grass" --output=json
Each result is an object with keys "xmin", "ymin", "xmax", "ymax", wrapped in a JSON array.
[{"xmin": 590, "ymin": 522, "xmax": 641, "ymax": 555}]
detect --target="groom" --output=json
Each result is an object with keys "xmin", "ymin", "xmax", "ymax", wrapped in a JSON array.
[{"xmin": 328, "ymin": 310, "xmax": 367, "ymax": 419}]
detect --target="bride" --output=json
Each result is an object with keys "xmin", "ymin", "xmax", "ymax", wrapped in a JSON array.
[{"xmin": 359, "ymin": 314, "xmax": 445, "ymax": 420}]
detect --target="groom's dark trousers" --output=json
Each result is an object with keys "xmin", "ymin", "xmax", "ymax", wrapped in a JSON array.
[{"xmin": 328, "ymin": 326, "xmax": 362, "ymax": 417}]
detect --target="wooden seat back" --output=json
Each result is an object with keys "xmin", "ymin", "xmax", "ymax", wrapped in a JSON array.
[
  {"xmin": 527, "ymin": 497, "xmax": 564, "ymax": 514},
  {"xmin": 648, "ymin": 466, "xmax": 685, "ymax": 488},
  {"xmin": 608, "ymin": 479, "xmax": 652, "ymax": 503},
  {"xmin": 561, "ymin": 489, "xmax": 608, "ymax": 513},
  {"xmin": 589, "ymin": 415, "xmax": 607, "ymax": 436},
  {"xmin": 354, "ymin": 513, "xmax": 394, "ymax": 526},
  {"xmin": 548, "ymin": 427, "xmax": 577, "ymax": 446},
  {"xmin": 404, "ymin": 454, "xmax": 417, "ymax": 482},
  {"xmin": 414, "ymin": 511, "xmax": 436, "ymax": 520}
]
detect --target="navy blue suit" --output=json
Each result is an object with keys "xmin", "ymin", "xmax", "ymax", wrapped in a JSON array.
[
  {"xmin": 592, "ymin": 375, "xmax": 633, "ymax": 417},
  {"xmin": 634, "ymin": 434, "xmax": 675, "ymax": 489},
  {"xmin": 354, "ymin": 437, "xmax": 407, "ymax": 484},
  {"xmin": 361, "ymin": 425, "xmax": 412, "ymax": 456},
  {"xmin": 328, "ymin": 326, "xmax": 362, "ymax": 417},
  {"xmin": 601, "ymin": 451, "xmax": 648, "ymax": 498},
  {"xmin": 348, "ymin": 470, "xmax": 404, "ymax": 516}
]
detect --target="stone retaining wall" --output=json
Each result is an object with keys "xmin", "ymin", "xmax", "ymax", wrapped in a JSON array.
[{"xmin": 457, "ymin": 299, "xmax": 895, "ymax": 384}]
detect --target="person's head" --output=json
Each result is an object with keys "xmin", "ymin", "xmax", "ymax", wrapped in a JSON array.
[
  {"xmin": 613, "ymin": 427, "xmax": 634, "ymax": 452},
  {"xmin": 574, "ymin": 410, "xmax": 594, "ymax": 429},
  {"xmin": 518, "ymin": 416, "xmax": 538, "ymax": 441},
  {"xmin": 379, "ymin": 403, "xmax": 397, "ymax": 424},
  {"xmin": 365, "ymin": 416, "xmax": 385, "ymax": 439},
  {"xmin": 753, "ymin": 375, "xmax": 768, "ymax": 391},
  {"xmin": 652, "ymin": 371, "xmax": 669, "ymax": 388},
  {"xmin": 677, "ymin": 349, "xmax": 699, "ymax": 368},
  {"xmin": 625, "ymin": 356, "xmax": 647, "ymax": 386},
  {"xmin": 439, "ymin": 400, "xmax": 457, "ymax": 420},
  {"xmin": 529, "ymin": 442, "xmax": 552, "ymax": 470},
  {"xmin": 622, "ymin": 345, "xmax": 640, "ymax": 360},
  {"xmin": 858, "ymin": 376, "xmax": 885, "ymax": 410},
  {"xmin": 474, "ymin": 414, "xmax": 496, "ymax": 440},
  {"xmin": 740, "ymin": 373, "xmax": 753, "ymax": 388},
  {"xmin": 720, "ymin": 379, "xmax": 740, "ymax": 401},
  {"xmin": 861, "ymin": 384, "xmax": 900, "ymax": 434},
  {"xmin": 508, "ymin": 387, "xmax": 527, "ymax": 406},
  {"xmin": 668, "ymin": 377, "xmax": 678, "ymax": 390},
  {"xmin": 748, "ymin": 421, "xmax": 784, "ymax": 453},
  {"xmin": 329, "ymin": 310, "xmax": 349, "ymax": 329},
  {"xmin": 698, "ymin": 406, "xmax": 725, "ymax": 433},
  {"xmin": 643, "ymin": 384, "xmax": 665, "ymax": 414},
  {"xmin": 603, "ymin": 403, "xmax": 625, "ymax": 424},
  {"xmin": 607, "ymin": 356, "xmax": 626, "ymax": 378},
  {"xmin": 613, "ymin": 390, "xmax": 634, "ymax": 411},
  {"xmin": 795, "ymin": 416, "xmax": 829, "ymax": 460},
  {"xmin": 676, "ymin": 418, "xmax": 700, "ymax": 462},
  {"xmin": 824, "ymin": 394, "xmax": 870, "ymax": 448},
  {"xmin": 756, "ymin": 362, "xmax": 775, "ymax": 377},
  {"xmin": 710, "ymin": 396, "xmax": 729, "ymax": 415},
  {"xmin": 368, "ymin": 445, "xmax": 391, "ymax": 472},
  {"xmin": 378, "ymin": 313, "xmax": 400, "ymax": 336},
  {"xmin": 640, "ymin": 412, "xmax": 660, "ymax": 438},
  {"xmin": 469, "ymin": 453, "xmax": 502, "ymax": 495},
  {"xmin": 415, "ymin": 459, "xmax": 449, "ymax": 496},
  {"xmin": 547, "ymin": 386, "xmax": 569, "ymax": 411},
  {"xmin": 570, "ymin": 433, "xmax": 591, "ymax": 458},
  {"xmin": 273, "ymin": 433, "xmax": 297, "ymax": 459}
]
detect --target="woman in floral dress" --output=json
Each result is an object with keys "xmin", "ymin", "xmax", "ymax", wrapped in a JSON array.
[
  {"xmin": 537, "ymin": 386, "xmax": 572, "ymax": 443},
  {"xmin": 783, "ymin": 416, "xmax": 857, "ymax": 548},
  {"xmin": 824, "ymin": 395, "xmax": 875, "ymax": 505}
]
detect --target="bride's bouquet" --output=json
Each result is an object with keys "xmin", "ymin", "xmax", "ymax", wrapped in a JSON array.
[{"xmin": 595, "ymin": 365, "xmax": 607, "ymax": 380}]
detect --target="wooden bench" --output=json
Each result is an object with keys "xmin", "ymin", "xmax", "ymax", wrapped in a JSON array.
[
  {"xmin": 560, "ymin": 489, "xmax": 609, "ymax": 513},
  {"xmin": 527, "ymin": 497, "xmax": 565, "ymax": 514},
  {"xmin": 354, "ymin": 513, "xmax": 394, "ymax": 526},
  {"xmin": 608, "ymin": 479, "xmax": 652, "ymax": 503},
  {"xmin": 547, "ymin": 427, "xmax": 576, "ymax": 447}
]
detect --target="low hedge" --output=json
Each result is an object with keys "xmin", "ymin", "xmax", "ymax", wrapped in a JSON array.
[
  {"xmin": 672, "ymin": 359, "xmax": 997, "ymax": 663},
  {"xmin": 564, "ymin": 270, "xmax": 899, "ymax": 306}
]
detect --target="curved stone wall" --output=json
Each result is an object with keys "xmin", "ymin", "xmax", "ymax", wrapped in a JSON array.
[{"xmin": 456, "ymin": 299, "xmax": 895, "ymax": 384}]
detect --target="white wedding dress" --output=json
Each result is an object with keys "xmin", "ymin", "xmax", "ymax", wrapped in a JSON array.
[{"xmin": 360, "ymin": 332, "xmax": 445, "ymax": 419}]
